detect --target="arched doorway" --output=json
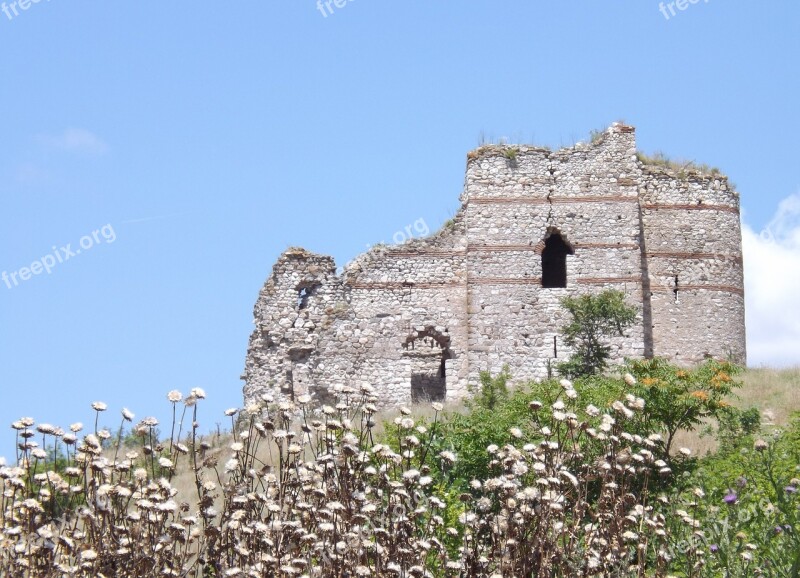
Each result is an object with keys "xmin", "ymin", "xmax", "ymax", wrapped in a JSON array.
[
  {"xmin": 402, "ymin": 327, "xmax": 452, "ymax": 403},
  {"xmin": 541, "ymin": 230, "xmax": 574, "ymax": 288}
]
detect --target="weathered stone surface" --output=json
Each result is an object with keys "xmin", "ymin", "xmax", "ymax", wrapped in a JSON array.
[{"xmin": 242, "ymin": 124, "xmax": 746, "ymax": 409}]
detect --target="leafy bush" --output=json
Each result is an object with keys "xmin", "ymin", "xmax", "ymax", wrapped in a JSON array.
[{"xmin": 627, "ymin": 358, "xmax": 744, "ymax": 459}]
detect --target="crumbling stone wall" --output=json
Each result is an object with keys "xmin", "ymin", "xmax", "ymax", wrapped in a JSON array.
[{"xmin": 243, "ymin": 124, "xmax": 746, "ymax": 409}]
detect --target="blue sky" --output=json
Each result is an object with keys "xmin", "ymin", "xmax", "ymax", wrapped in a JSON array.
[{"xmin": 1, "ymin": 1, "xmax": 798, "ymax": 459}]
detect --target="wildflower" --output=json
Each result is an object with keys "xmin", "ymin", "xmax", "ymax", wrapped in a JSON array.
[
  {"xmin": 723, "ymin": 492, "xmax": 738, "ymax": 505},
  {"xmin": 679, "ymin": 447, "xmax": 692, "ymax": 457},
  {"xmin": 81, "ymin": 549, "xmax": 98, "ymax": 562},
  {"xmin": 710, "ymin": 544, "xmax": 719, "ymax": 553},
  {"xmin": 512, "ymin": 462, "xmax": 528, "ymax": 476},
  {"xmin": 785, "ymin": 485, "xmax": 797, "ymax": 494},
  {"xmin": 439, "ymin": 451, "xmax": 457, "ymax": 464},
  {"xmin": 509, "ymin": 427, "xmax": 523, "ymax": 438},
  {"xmin": 36, "ymin": 423, "xmax": 56, "ymax": 435},
  {"xmin": 689, "ymin": 390, "xmax": 709, "ymax": 401},
  {"xmin": 431, "ymin": 402, "xmax": 444, "ymax": 412},
  {"xmin": 565, "ymin": 388, "xmax": 578, "ymax": 399},
  {"xmin": 612, "ymin": 400, "xmax": 634, "ymax": 419},
  {"xmin": 629, "ymin": 397, "xmax": 645, "ymax": 410},
  {"xmin": 529, "ymin": 400, "xmax": 543, "ymax": 410},
  {"xmin": 624, "ymin": 373, "xmax": 636, "ymax": 386},
  {"xmin": 230, "ymin": 442, "xmax": 244, "ymax": 453},
  {"xmin": 167, "ymin": 390, "xmax": 183, "ymax": 403},
  {"xmin": 586, "ymin": 404, "xmax": 600, "ymax": 417},
  {"xmin": 403, "ymin": 469, "xmax": 420, "ymax": 480},
  {"xmin": 190, "ymin": 387, "xmax": 206, "ymax": 399},
  {"xmin": 69, "ymin": 422, "xmax": 83, "ymax": 433},
  {"xmin": 121, "ymin": 408, "xmax": 134, "ymax": 421},
  {"xmin": 91, "ymin": 401, "xmax": 107, "ymax": 412},
  {"xmin": 754, "ymin": 439, "xmax": 768, "ymax": 451},
  {"xmin": 225, "ymin": 458, "xmax": 239, "ymax": 473},
  {"xmin": 559, "ymin": 378, "xmax": 573, "ymax": 389}
]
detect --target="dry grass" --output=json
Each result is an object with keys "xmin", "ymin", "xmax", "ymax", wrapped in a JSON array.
[
  {"xmin": 670, "ymin": 366, "xmax": 800, "ymax": 457},
  {"xmin": 738, "ymin": 366, "xmax": 800, "ymax": 425}
]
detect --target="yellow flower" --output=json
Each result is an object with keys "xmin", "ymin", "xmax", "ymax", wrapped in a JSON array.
[{"xmin": 689, "ymin": 391, "xmax": 709, "ymax": 401}]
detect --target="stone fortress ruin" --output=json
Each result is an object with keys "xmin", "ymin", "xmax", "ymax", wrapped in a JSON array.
[{"xmin": 243, "ymin": 124, "xmax": 746, "ymax": 408}]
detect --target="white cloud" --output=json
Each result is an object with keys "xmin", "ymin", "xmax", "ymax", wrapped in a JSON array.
[
  {"xmin": 743, "ymin": 191, "xmax": 800, "ymax": 367},
  {"xmin": 38, "ymin": 128, "xmax": 108, "ymax": 155}
]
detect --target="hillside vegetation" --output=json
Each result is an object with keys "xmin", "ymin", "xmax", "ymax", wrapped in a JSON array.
[{"xmin": 1, "ymin": 362, "xmax": 798, "ymax": 577}]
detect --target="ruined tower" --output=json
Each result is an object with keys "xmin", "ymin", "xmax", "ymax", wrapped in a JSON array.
[{"xmin": 243, "ymin": 124, "xmax": 746, "ymax": 408}]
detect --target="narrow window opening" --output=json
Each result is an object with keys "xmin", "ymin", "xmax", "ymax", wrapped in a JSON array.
[
  {"xmin": 297, "ymin": 287, "xmax": 311, "ymax": 310},
  {"xmin": 553, "ymin": 336, "xmax": 558, "ymax": 358},
  {"xmin": 673, "ymin": 275, "xmax": 679, "ymax": 303},
  {"xmin": 541, "ymin": 232, "xmax": 574, "ymax": 288},
  {"xmin": 296, "ymin": 283, "xmax": 320, "ymax": 310}
]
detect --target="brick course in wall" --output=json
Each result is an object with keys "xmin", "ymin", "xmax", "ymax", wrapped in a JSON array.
[{"xmin": 242, "ymin": 124, "xmax": 746, "ymax": 408}]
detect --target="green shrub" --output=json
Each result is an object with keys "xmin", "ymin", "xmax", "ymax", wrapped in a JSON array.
[
  {"xmin": 627, "ymin": 358, "xmax": 744, "ymax": 459},
  {"xmin": 557, "ymin": 289, "xmax": 637, "ymax": 378}
]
